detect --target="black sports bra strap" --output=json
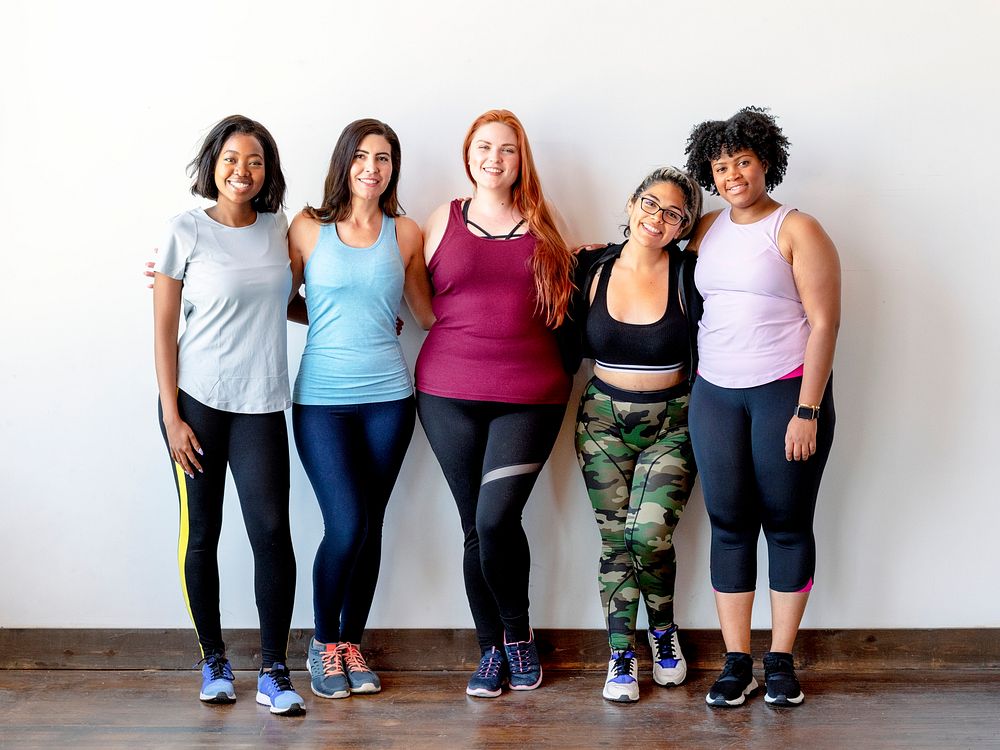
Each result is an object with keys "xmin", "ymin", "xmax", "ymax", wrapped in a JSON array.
[{"xmin": 462, "ymin": 200, "xmax": 527, "ymax": 240}]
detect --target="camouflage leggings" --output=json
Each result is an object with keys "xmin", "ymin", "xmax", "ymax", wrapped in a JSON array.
[{"xmin": 575, "ymin": 377, "xmax": 696, "ymax": 651}]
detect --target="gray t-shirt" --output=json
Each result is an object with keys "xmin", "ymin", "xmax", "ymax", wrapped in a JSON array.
[{"xmin": 157, "ymin": 208, "xmax": 292, "ymax": 413}]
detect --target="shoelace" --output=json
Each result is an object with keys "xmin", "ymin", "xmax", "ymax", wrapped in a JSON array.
[
  {"xmin": 506, "ymin": 641, "xmax": 537, "ymax": 672},
  {"xmin": 320, "ymin": 647, "xmax": 345, "ymax": 677},
  {"xmin": 475, "ymin": 649, "xmax": 502, "ymax": 678},
  {"xmin": 266, "ymin": 665, "xmax": 294, "ymax": 692},
  {"xmin": 612, "ymin": 651, "xmax": 635, "ymax": 677},
  {"xmin": 199, "ymin": 655, "xmax": 233, "ymax": 680},
  {"xmin": 338, "ymin": 643, "xmax": 370, "ymax": 674},
  {"xmin": 651, "ymin": 629, "xmax": 677, "ymax": 661}
]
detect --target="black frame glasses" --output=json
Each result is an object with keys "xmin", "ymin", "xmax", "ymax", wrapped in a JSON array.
[{"xmin": 638, "ymin": 196, "xmax": 684, "ymax": 226}]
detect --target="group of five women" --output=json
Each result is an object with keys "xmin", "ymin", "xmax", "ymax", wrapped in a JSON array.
[{"xmin": 152, "ymin": 106, "xmax": 840, "ymax": 716}]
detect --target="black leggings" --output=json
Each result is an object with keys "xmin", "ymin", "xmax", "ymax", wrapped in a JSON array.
[
  {"xmin": 688, "ymin": 376, "xmax": 835, "ymax": 593},
  {"xmin": 159, "ymin": 390, "xmax": 296, "ymax": 666},
  {"xmin": 416, "ymin": 392, "xmax": 565, "ymax": 652}
]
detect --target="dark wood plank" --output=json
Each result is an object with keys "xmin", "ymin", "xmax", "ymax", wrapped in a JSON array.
[
  {"xmin": 0, "ymin": 669, "xmax": 998, "ymax": 749},
  {"xmin": 2, "ymin": 628, "xmax": 998, "ymax": 672}
]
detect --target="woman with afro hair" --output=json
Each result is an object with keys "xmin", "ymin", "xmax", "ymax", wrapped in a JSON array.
[{"xmin": 683, "ymin": 107, "xmax": 840, "ymax": 708}]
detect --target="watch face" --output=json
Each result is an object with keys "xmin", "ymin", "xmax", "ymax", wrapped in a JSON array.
[{"xmin": 796, "ymin": 406, "xmax": 817, "ymax": 420}]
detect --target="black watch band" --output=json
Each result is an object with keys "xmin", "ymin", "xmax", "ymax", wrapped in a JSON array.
[{"xmin": 794, "ymin": 404, "xmax": 820, "ymax": 420}]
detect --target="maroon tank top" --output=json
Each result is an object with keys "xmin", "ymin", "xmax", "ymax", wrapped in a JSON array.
[{"xmin": 415, "ymin": 200, "xmax": 570, "ymax": 404}]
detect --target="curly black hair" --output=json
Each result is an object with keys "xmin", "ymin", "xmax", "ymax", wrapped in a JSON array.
[{"xmin": 683, "ymin": 107, "xmax": 790, "ymax": 195}]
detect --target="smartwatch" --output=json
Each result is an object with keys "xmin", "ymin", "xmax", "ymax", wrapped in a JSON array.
[{"xmin": 794, "ymin": 404, "xmax": 820, "ymax": 420}]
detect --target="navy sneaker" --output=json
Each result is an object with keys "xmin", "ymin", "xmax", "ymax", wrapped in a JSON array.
[
  {"xmin": 256, "ymin": 663, "xmax": 306, "ymax": 715},
  {"xmin": 198, "ymin": 654, "xmax": 235, "ymax": 704},
  {"xmin": 307, "ymin": 637, "xmax": 350, "ymax": 699},
  {"xmin": 504, "ymin": 629, "xmax": 542, "ymax": 691},
  {"xmin": 763, "ymin": 651, "xmax": 805, "ymax": 707},
  {"xmin": 706, "ymin": 652, "xmax": 758, "ymax": 707},
  {"xmin": 338, "ymin": 642, "xmax": 381, "ymax": 694},
  {"xmin": 648, "ymin": 625, "xmax": 687, "ymax": 687},
  {"xmin": 466, "ymin": 647, "xmax": 508, "ymax": 698},
  {"xmin": 602, "ymin": 650, "xmax": 639, "ymax": 703}
]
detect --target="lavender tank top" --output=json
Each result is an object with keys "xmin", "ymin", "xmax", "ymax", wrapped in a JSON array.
[
  {"xmin": 414, "ymin": 200, "xmax": 570, "ymax": 404},
  {"xmin": 694, "ymin": 205, "xmax": 809, "ymax": 388}
]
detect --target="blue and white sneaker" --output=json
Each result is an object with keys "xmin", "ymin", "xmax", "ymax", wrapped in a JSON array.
[
  {"xmin": 466, "ymin": 647, "xmax": 508, "ymax": 698},
  {"xmin": 256, "ymin": 663, "xmax": 306, "ymax": 715},
  {"xmin": 503, "ymin": 629, "xmax": 542, "ymax": 691},
  {"xmin": 648, "ymin": 625, "xmax": 687, "ymax": 686},
  {"xmin": 603, "ymin": 650, "xmax": 639, "ymax": 703},
  {"xmin": 199, "ymin": 654, "xmax": 235, "ymax": 703}
]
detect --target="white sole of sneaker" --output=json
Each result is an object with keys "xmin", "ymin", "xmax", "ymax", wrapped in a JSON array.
[
  {"xmin": 466, "ymin": 686, "xmax": 503, "ymax": 698},
  {"xmin": 199, "ymin": 692, "xmax": 235, "ymax": 703},
  {"xmin": 255, "ymin": 692, "xmax": 306, "ymax": 715},
  {"xmin": 602, "ymin": 688, "xmax": 639, "ymax": 703},
  {"xmin": 349, "ymin": 684, "xmax": 381, "ymax": 695},
  {"xmin": 765, "ymin": 690, "xmax": 805, "ymax": 706},
  {"xmin": 705, "ymin": 677, "xmax": 759, "ymax": 707}
]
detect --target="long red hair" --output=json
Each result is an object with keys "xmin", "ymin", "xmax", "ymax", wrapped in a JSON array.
[{"xmin": 462, "ymin": 109, "xmax": 573, "ymax": 328}]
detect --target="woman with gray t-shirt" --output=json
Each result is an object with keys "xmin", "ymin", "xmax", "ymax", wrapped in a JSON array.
[{"xmin": 152, "ymin": 115, "xmax": 304, "ymax": 716}]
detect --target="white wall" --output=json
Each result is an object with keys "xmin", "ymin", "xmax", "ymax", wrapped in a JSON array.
[{"xmin": 2, "ymin": 0, "xmax": 997, "ymax": 631}]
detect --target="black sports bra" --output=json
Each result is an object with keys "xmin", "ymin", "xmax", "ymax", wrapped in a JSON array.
[{"xmin": 584, "ymin": 254, "xmax": 689, "ymax": 375}]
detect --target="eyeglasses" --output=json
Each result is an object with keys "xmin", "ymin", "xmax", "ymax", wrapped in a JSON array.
[{"xmin": 638, "ymin": 196, "xmax": 685, "ymax": 226}]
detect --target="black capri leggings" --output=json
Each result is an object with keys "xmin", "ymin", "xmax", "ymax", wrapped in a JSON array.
[
  {"xmin": 688, "ymin": 375, "xmax": 835, "ymax": 593},
  {"xmin": 159, "ymin": 389, "xmax": 296, "ymax": 666},
  {"xmin": 416, "ymin": 392, "xmax": 565, "ymax": 652}
]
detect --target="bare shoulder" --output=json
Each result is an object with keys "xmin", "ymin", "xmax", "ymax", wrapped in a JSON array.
[
  {"xmin": 685, "ymin": 209, "xmax": 723, "ymax": 253},
  {"xmin": 395, "ymin": 215, "xmax": 422, "ymax": 240},
  {"xmin": 288, "ymin": 211, "xmax": 321, "ymax": 258},
  {"xmin": 423, "ymin": 201, "xmax": 453, "ymax": 233},
  {"xmin": 781, "ymin": 210, "xmax": 836, "ymax": 249}
]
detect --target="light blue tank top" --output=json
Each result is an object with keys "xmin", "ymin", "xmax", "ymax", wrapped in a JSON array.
[{"xmin": 293, "ymin": 214, "xmax": 412, "ymax": 405}]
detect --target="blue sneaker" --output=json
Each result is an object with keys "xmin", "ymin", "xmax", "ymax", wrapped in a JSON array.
[
  {"xmin": 199, "ymin": 654, "xmax": 235, "ymax": 703},
  {"xmin": 603, "ymin": 650, "xmax": 639, "ymax": 702},
  {"xmin": 339, "ymin": 642, "xmax": 381, "ymax": 694},
  {"xmin": 256, "ymin": 663, "xmax": 306, "ymax": 715},
  {"xmin": 307, "ymin": 637, "xmax": 350, "ymax": 699},
  {"xmin": 504, "ymin": 629, "xmax": 542, "ymax": 691},
  {"xmin": 466, "ymin": 647, "xmax": 508, "ymax": 698},
  {"xmin": 648, "ymin": 625, "xmax": 687, "ymax": 686}
]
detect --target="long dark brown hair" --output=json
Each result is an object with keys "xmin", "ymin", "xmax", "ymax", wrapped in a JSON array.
[{"xmin": 304, "ymin": 118, "xmax": 403, "ymax": 223}]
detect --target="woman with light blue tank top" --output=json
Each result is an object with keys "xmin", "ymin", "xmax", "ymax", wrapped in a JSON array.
[{"xmin": 286, "ymin": 119, "xmax": 435, "ymax": 700}]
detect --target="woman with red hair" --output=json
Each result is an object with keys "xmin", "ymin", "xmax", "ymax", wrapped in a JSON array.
[{"xmin": 415, "ymin": 109, "xmax": 574, "ymax": 698}]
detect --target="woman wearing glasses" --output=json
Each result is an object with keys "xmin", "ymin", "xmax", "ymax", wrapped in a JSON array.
[
  {"xmin": 572, "ymin": 167, "xmax": 702, "ymax": 703},
  {"xmin": 684, "ymin": 107, "xmax": 840, "ymax": 708}
]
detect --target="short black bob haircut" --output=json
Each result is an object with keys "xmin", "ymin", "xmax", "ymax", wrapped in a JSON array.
[
  {"xmin": 187, "ymin": 115, "xmax": 286, "ymax": 213},
  {"xmin": 684, "ymin": 107, "xmax": 790, "ymax": 195},
  {"xmin": 304, "ymin": 118, "xmax": 404, "ymax": 224}
]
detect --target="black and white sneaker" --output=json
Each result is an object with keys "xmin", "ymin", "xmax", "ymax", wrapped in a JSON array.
[
  {"xmin": 763, "ymin": 651, "xmax": 805, "ymax": 707},
  {"xmin": 705, "ymin": 652, "xmax": 758, "ymax": 707}
]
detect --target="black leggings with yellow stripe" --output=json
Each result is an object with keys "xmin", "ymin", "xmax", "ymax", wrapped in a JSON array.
[{"xmin": 159, "ymin": 389, "xmax": 296, "ymax": 667}]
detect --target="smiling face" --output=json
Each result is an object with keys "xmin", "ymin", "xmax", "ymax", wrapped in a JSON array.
[
  {"xmin": 626, "ymin": 181, "xmax": 687, "ymax": 249},
  {"xmin": 213, "ymin": 133, "xmax": 266, "ymax": 209},
  {"xmin": 349, "ymin": 134, "xmax": 393, "ymax": 202},
  {"xmin": 710, "ymin": 149, "xmax": 768, "ymax": 209},
  {"xmin": 466, "ymin": 122, "xmax": 520, "ymax": 192}
]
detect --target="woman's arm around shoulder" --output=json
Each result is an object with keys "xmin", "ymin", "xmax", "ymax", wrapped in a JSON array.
[
  {"xmin": 684, "ymin": 209, "xmax": 723, "ymax": 254},
  {"xmin": 287, "ymin": 211, "xmax": 319, "ymax": 325},
  {"xmin": 396, "ymin": 215, "xmax": 435, "ymax": 330}
]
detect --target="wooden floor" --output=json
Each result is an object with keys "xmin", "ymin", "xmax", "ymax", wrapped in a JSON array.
[{"xmin": 1, "ymin": 669, "xmax": 998, "ymax": 749}]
